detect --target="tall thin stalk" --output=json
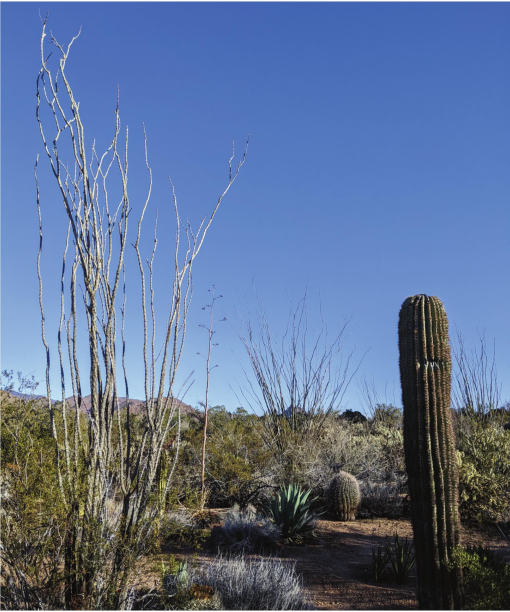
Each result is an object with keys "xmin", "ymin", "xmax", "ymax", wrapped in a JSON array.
[{"xmin": 197, "ymin": 286, "xmax": 226, "ymax": 506}]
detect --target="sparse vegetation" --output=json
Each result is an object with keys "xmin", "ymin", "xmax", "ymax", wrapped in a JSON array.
[{"xmin": 3, "ymin": 366, "xmax": 509, "ymax": 610}]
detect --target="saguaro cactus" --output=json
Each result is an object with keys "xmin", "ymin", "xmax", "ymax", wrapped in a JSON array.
[{"xmin": 398, "ymin": 295, "xmax": 463, "ymax": 609}]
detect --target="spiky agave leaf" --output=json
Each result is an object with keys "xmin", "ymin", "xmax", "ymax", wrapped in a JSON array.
[{"xmin": 266, "ymin": 484, "xmax": 322, "ymax": 542}]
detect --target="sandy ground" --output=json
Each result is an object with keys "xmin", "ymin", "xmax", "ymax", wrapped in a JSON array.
[{"xmin": 140, "ymin": 514, "xmax": 509, "ymax": 610}]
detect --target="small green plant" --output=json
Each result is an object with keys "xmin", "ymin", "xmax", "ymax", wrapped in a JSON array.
[
  {"xmin": 161, "ymin": 555, "xmax": 188, "ymax": 589},
  {"xmin": 386, "ymin": 532, "xmax": 415, "ymax": 582},
  {"xmin": 449, "ymin": 544, "xmax": 510, "ymax": 610},
  {"xmin": 266, "ymin": 483, "xmax": 322, "ymax": 543},
  {"xmin": 161, "ymin": 557, "xmax": 223, "ymax": 610},
  {"xmin": 326, "ymin": 471, "xmax": 360, "ymax": 520},
  {"xmin": 371, "ymin": 545, "xmax": 390, "ymax": 582},
  {"xmin": 370, "ymin": 534, "xmax": 414, "ymax": 583}
]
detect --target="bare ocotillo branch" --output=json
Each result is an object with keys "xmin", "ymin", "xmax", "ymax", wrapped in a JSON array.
[{"xmin": 34, "ymin": 16, "xmax": 247, "ymax": 608}]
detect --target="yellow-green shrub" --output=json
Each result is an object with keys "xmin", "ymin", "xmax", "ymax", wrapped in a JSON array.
[{"xmin": 456, "ymin": 417, "xmax": 510, "ymax": 523}]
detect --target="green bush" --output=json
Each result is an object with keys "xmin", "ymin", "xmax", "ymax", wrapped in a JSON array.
[
  {"xmin": 179, "ymin": 407, "xmax": 274, "ymax": 509},
  {"xmin": 455, "ymin": 415, "xmax": 510, "ymax": 523},
  {"xmin": 449, "ymin": 545, "xmax": 510, "ymax": 609},
  {"xmin": 0, "ymin": 381, "xmax": 72, "ymax": 609}
]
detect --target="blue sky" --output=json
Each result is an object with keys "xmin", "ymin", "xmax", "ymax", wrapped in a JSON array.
[{"xmin": 2, "ymin": 2, "xmax": 509, "ymax": 413}]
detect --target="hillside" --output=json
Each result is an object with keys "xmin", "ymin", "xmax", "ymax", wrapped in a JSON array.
[
  {"xmin": 64, "ymin": 395, "xmax": 199, "ymax": 418},
  {"xmin": 2, "ymin": 390, "xmax": 198, "ymax": 419}
]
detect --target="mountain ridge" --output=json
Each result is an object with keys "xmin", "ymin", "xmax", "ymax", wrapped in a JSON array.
[{"xmin": 2, "ymin": 390, "xmax": 198, "ymax": 417}]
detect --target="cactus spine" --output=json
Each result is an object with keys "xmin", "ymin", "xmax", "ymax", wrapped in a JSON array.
[
  {"xmin": 398, "ymin": 295, "xmax": 463, "ymax": 609},
  {"xmin": 327, "ymin": 471, "xmax": 360, "ymax": 521}
]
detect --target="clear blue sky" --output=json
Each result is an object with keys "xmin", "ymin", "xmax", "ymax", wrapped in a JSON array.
[{"xmin": 2, "ymin": 2, "xmax": 509, "ymax": 413}]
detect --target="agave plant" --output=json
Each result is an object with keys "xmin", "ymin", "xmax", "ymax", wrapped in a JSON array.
[
  {"xmin": 265, "ymin": 484, "xmax": 322, "ymax": 543},
  {"xmin": 386, "ymin": 533, "xmax": 415, "ymax": 583},
  {"xmin": 371, "ymin": 545, "xmax": 390, "ymax": 582}
]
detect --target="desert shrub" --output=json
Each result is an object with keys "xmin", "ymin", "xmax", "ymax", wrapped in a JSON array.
[
  {"xmin": 180, "ymin": 407, "xmax": 275, "ymax": 509},
  {"xmin": 282, "ymin": 415, "xmax": 407, "ymax": 519},
  {"xmin": 448, "ymin": 545, "xmax": 510, "ymax": 610},
  {"xmin": 160, "ymin": 508, "xmax": 211, "ymax": 550},
  {"xmin": 198, "ymin": 555, "xmax": 310, "ymax": 610},
  {"xmin": 455, "ymin": 414, "xmax": 510, "ymax": 523},
  {"xmin": 265, "ymin": 483, "xmax": 321, "ymax": 543},
  {"xmin": 0, "ymin": 383, "xmax": 71, "ymax": 609},
  {"xmin": 210, "ymin": 504, "xmax": 280, "ymax": 554},
  {"xmin": 370, "ymin": 404, "xmax": 403, "ymax": 429},
  {"xmin": 206, "ymin": 408, "xmax": 275, "ymax": 507},
  {"xmin": 358, "ymin": 480, "xmax": 406, "ymax": 519}
]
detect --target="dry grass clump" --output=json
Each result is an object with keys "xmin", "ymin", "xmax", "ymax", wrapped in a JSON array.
[
  {"xmin": 196, "ymin": 554, "xmax": 310, "ymax": 610},
  {"xmin": 210, "ymin": 504, "xmax": 280, "ymax": 553}
]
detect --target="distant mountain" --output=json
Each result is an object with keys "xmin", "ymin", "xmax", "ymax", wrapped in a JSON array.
[
  {"xmin": 283, "ymin": 405, "xmax": 305, "ymax": 418},
  {"xmin": 64, "ymin": 395, "xmax": 199, "ymax": 418},
  {"xmin": 2, "ymin": 390, "xmax": 57, "ymax": 405},
  {"xmin": 2, "ymin": 389, "xmax": 198, "ymax": 419}
]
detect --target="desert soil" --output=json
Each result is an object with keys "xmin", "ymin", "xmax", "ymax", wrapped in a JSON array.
[{"xmin": 143, "ymin": 514, "xmax": 509, "ymax": 610}]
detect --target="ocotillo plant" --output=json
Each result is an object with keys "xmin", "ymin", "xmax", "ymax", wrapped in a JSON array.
[{"xmin": 398, "ymin": 295, "xmax": 463, "ymax": 609}]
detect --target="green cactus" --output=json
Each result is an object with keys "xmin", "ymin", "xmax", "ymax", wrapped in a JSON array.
[
  {"xmin": 398, "ymin": 295, "xmax": 463, "ymax": 609},
  {"xmin": 327, "ymin": 471, "xmax": 360, "ymax": 521}
]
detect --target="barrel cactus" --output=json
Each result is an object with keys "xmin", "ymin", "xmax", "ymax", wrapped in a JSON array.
[
  {"xmin": 398, "ymin": 295, "xmax": 463, "ymax": 609},
  {"xmin": 327, "ymin": 471, "xmax": 360, "ymax": 520}
]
